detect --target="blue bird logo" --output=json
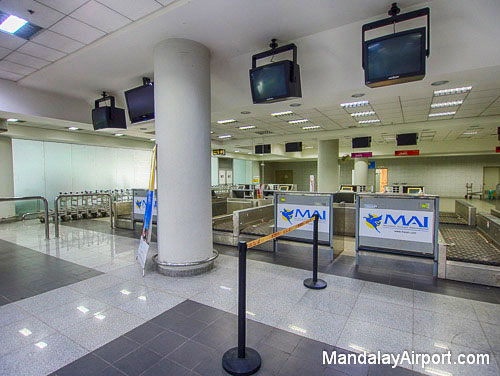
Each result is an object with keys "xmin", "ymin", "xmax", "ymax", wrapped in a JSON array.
[
  {"xmin": 281, "ymin": 208, "xmax": 294, "ymax": 224},
  {"xmin": 364, "ymin": 214, "xmax": 383, "ymax": 233}
]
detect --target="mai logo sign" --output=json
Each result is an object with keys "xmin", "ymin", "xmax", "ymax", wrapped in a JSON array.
[
  {"xmin": 280, "ymin": 208, "xmax": 326, "ymax": 224},
  {"xmin": 364, "ymin": 213, "xmax": 429, "ymax": 232}
]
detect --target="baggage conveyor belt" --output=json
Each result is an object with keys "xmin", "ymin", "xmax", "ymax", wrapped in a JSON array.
[
  {"xmin": 212, "ymin": 218, "xmax": 274, "ymax": 236},
  {"xmin": 440, "ymin": 223, "xmax": 500, "ymax": 266},
  {"xmin": 439, "ymin": 212, "xmax": 469, "ymax": 225}
]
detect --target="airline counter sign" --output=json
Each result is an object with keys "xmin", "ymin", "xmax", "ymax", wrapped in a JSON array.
[
  {"xmin": 134, "ymin": 193, "xmax": 158, "ymax": 216},
  {"xmin": 359, "ymin": 208, "xmax": 433, "ymax": 243},
  {"xmin": 276, "ymin": 203, "xmax": 330, "ymax": 235}
]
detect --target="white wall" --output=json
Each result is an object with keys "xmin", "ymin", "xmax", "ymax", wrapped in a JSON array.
[
  {"xmin": 0, "ymin": 137, "xmax": 15, "ymax": 217},
  {"xmin": 12, "ymin": 139, "xmax": 152, "ymax": 213}
]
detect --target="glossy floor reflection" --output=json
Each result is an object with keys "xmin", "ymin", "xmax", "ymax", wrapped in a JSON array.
[{"xmin": 0, "ymin": 220, "xmax": 499, "ymax": 375}]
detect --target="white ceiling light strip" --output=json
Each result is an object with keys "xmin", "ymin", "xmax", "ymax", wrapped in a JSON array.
[
  {"xmin": 340, "ymin": 100, "xmax": 369, "ymax": 108},
  {"xmin": 217, "ymin": 119, "xmax": 236, "ymax": 124},
  {"xmin": 433, "ymin": 86, "xmax": 472, "ymax": 96},
  {"xmin": 238, "ymin": 125, "xmax": 256, "ymax": 130},
  {"xmin": 302, "ymin": 125, "xmax": 321, "ymax": 130},
  {"xmin": 431, "ymin": 100, "xmax": 463, "ymax": 108},
  {"xmin": 358, "ymin": 119, "xmax": 380, "ymax": 124},
  {"xmin": 350, "ymin": 111, "xmax": 376, "ymax": 117},
  {"xmin": 288, "ymin": 119, "xmax": 309, "ymax": 124},
  {"xmin": 271, "ymin": 111, "xmax": 293, "ymax": 116},
  {"xmin": 218, "ymin": 134, "xmax": 231, "ymax": 139},
  {"xmin": 428, "ymin": 111, "xmax": 456, "ymax": 117}
]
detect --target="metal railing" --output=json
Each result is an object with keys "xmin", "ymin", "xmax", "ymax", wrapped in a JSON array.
[
  {"xmin": 0, "ymin": 196, "xmax": 50, "ymax": 239},
  {"xmin": 54, "ymin": 193, "xmax": 114, "ymax": 237}
]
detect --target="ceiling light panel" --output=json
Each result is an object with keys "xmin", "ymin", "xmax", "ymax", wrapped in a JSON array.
[
  {"xmin": 218, "ymin": 135, "xmax": 231, "ymax": 139},
  {"xmin": 239, "ymin": 125, "xmax": 256, "ymax": 130},
  {"xmin": 358, "ymin": 119, "xmax": 380, "ymax": 124},
  {"xmin": 271, "ymin": 111, "xmax": 293, "ymax": 116},
  {"xmin": 0, "ymin": 15, "xmax": 27, "ymax": 34},
  {"xmin": 350, "ymin": 111, "xmax": 376, "ymax": 117},
  {"xmin": 428, "ymin": 111, "xmax": 456, "ymax": 117},
  {"xmin": 217, "ymin": 119, "xmax": 236, "ymax": 124},
  {"xmin": 433, "ymin": 86, "xmax": 472, "ymax": 96},
  {"xmin": 430, "ymin": 100, "xmax": 463, "ymax": 108},
  {"xmin": 302, "ymin": 125, "xmax": 321, "ymax": 130},
  {"xmin": 341, "ymin": 100, "xmax": 369, "ymax": 108},
  {"xmin": 288, "ymin": 119, "xmax": 309, "ymax": 124}
]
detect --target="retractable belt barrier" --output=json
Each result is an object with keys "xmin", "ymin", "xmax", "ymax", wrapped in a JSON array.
[{"xmin": 222, "ymin": 214, "xmax": 327, "ymax": 376}]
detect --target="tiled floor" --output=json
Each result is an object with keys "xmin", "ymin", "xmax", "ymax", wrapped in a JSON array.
[
  {"xmin": 50, "ymin": 300, "xmax": 422, "ymax": 376},
  {"xmin": 0, "ymin": 220, "xmax": 500, "ymax": 375}
]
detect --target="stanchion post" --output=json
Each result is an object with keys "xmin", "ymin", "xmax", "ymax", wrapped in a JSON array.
[
  {"xmin": 222, "ymin": 241, "xmax": 261, "ymax": 376},
  {"xmin": 303, "ymin": 214, "xmax": 327, "ymax": 290}
]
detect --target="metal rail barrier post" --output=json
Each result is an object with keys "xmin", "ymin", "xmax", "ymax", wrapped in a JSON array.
[
  {"xmin": 55, "ymin": 193, "xmax": 114, "ymax": 238},
  {"xmin": 303, "ymin": 214, "xmax": 327, "ymax": 289},
  {"xmin": 0, "ymin": 196, "xmax": 50, "ymax": 239}
]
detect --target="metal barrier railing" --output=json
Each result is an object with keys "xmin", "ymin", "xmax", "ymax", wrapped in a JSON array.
[
  {"xmin": 54, "ymin": 193, "xmax": 114, "ymax": 237},
  {"xmin": 222, "ymin": 214, "xmax": 326, "ymax": 376},
  {"xmin": 0, "ymin": 196, "xmax": 50, "ymax": 239}
]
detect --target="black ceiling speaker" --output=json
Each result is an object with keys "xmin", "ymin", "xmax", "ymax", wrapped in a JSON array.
[{"xmin": 92, "ymin": 92, "xmax": 126, "ymax": 131}]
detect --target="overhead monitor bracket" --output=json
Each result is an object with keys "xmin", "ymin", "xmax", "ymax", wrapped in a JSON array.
[
  {"xmin": 142, "ymin": 77, "xmax": 152, "ymax": 86},
  {"xmin": 362, "ymin": 3, "xmax": 430, "ymax": 69},
  {"xmin": 94, "ymin": 92, "xmax": 116, "ymax": 109},
  {"xmin": 251, "ymin": 39, "xmax": 299, "ymax": 83}
]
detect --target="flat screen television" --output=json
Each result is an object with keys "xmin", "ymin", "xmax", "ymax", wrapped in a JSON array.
[
  {"xmin": 364, "ymin": 27, "xmax": 426, "ymax": 88},
  {"xmin": 397, "ymin": 133, "xmax": 418, "ymax": 146},
  {"xmin": 249, "ymin": 60, "xmax": 301, "ymax": 103},
  {"xmin": 352, "ymin": 137, "xmax": 371, "ymax": 149},
  {"xmin": 255, "ymin": 144, "xmax": 271, "ymax": 154},
  {"xmin": 92, "ymin": 106, "xmax": 126, "ymax": 131},
  {"xmin": 124, "ymin": 84, "xmax": 155, "ymax": 123}
]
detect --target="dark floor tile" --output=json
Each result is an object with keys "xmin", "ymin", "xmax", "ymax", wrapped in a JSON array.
[
  {"xmin": 93, "ymin": 336, "xmax": 139, "ymax": 363},
  {"xmin": 141, "ymin": 357, "xmax": 190, "ymax": 376},
  {"xmin": 150, "ymin": 309, "xmax": 188, "ymax": 329},
  {"xmin": 171, "ymin": 299, "xmax": 204, "ymax": 316},
  {"xmin": 98, "ymin": 366, "xmax": 127, "ymax": 376},
  {"xmin": 169, "ymin": 316, "xmax": 208, "ymax": 338},
  {"xmin": 189, "ymin": 303, "xmax": 226, "ymax": 324},
  {"xmin": 291, "ymin": 337, "xmax": 336, "ymax": 364},
  {"xmin": 144, "ymin": 329, "xmax": 187, "ymax": 356},
  {"xmin": 0, "ymin": 295, "xmax": 10, "ymax": 306},
  {"xmin": 278, "ymin": 354, "xmax": 325, "ymax": 376},
  {"xmin": 368, "ymin": 364, "xmax": 417, "ymax": 375},
  {"xmin": 253, "ymin": 343, "xmax": 291, "ymax": 374},
  {"xmin": 193, "ymin": 348, "xmax": 232, "ymax": 376},
  {"xmin": 246, "ymin": 320, "xmax": 274, "ymax": 347},
  {"xmin": 167, "ymin": 340, "xmax": 218, "ymax": 370},
  {"xmin": 113, "ymin": 346, "xmax": 161, "ymax": 376},
  {"xmin": 192, "ymin": 322, "xmax": 235, "ymax": 350},
  {"xmin": 324, "ymin": 347, "xmax": 369, "ymax": 376},
  {"xmin": 261, "ymin": 328, "xmax": 302, "ymax": 354},
  {"xmin": 51, "ymin": 353, "xmax": 109, "ymax": 376},
  {"xmin": 124, "ymin": 322, "xmax": 165, "ymax": 344}
]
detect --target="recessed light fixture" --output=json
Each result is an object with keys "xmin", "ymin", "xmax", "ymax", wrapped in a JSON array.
[
  {"xmin": 7, "ymin": 118, "xmax": 18, "ymax": 122},
  {"xmin": 428, "ymin": 111, "xmax": 456, "ymax": 117},
  {"xmin": 114, "ymin": 133, "xmax": 124, "ymax": 136},
  {"xmin": 463, "ymin": 131, "xmax": 477, "ymax": 135},
  {"xmin": 358, "ymin": 119, "xmax": 380, "ymax": 124},
  {"xmin": 302, "ymin": 125, "xmax": 321, "ymax": 130},
  {"xmin": 218, "ymin": 135, "xmax": 231, "ymax": 139},
  {"xmin": 431, "ymin": 100, "xmax": 463, "ymax": 108},
  {"xmin": 150, "ymin": 138, "xmax": 156, "ymax": 141},
  {"xmin": 288, "ymin": 119, "xmax": 309, "ymax": 124},
  {"xmin": 350, "ymin": 111, "xmax": 376, "ymax": 117},
  {"xmin": 341, "ymin": 100, "xmax": 369, "ymax": 108},
  {"xmin": 217, "ymin": 119, "xmax": 236, "ymax": 124},
  {"xmin": 210, "ymin": 131, "xmax": 214, "ymax": 134},
  {"xmin": 433, "ymin": 86, "xmax": 472, "ymax": 96},
  {"xmin": 247, "ymin": 152, "xmax": 252, "ymax": 154},
  {"xmin": 68, "ymin": 127, "xmax": 79, "ymax": 131},
  {"xmin": 431, "ymin": 80, "xmax": 449, "ymax": 86},
  {"xmin": 240, "ymin": 111, "xmax": 251, "ymax": 114},
  {"xmin": 304, "ymin": 146, "xmax": 313, "ymax": 149},
  {"xmin": 35, "ymin": 342, "xmax": 47, "ymax": 349},
  {"xmin": 19, "ymin": 328, "xmax": 32, "ymax": 337},
  {"xmin": 271, "ymin": 111, "xmax": 293, "ymax": 116},
  {"xmin": 234, "ymin": 150, "xmax": 240, "ymax": 153},
  {"xmin": 0, "ymin": 15, "xmax": 27, "ymax": 34},
  {"xmin": 239, "ymin": 125, "xmax": 256, "ymax": 130},
  {"xmin": 351, "ymin": 93, "xmax": 365, "ymax": 98}
]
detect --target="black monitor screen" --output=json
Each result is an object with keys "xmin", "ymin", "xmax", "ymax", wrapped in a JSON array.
[
  {"xmin": 365, "ymin": 28, "xmax": 425, "ymax": 86},
  {"xmin": 125, "ymin": 84, "xmax": 154, "ymax": 123},
  {"xmin": 352, "ymin": 137, "xmax": 371, "ymax": 149},
  {"xmin": 250, "ymin": 61, "xmax": 293, "ymax": 103},
  {"xmin": 397, "ymin": 133, "xmax": 418, "ymax": 146}
]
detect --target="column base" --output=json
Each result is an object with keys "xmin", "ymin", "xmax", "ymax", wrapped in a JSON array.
[{"xmin": 153, "ymin": 250, "xmax": 218, "ymax": 277}]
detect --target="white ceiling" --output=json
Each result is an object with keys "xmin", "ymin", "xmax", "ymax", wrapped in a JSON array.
[{"xmin": 0, "ymin": 0, "xmax": 499, "ymax": 157}]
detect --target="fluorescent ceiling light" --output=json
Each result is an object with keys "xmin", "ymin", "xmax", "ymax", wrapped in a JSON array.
[
  {"xmin": 114, "ymin": 133, "xmax": 124, "ymax": 136},
  {"xmin": 428, "ymin": 111, "xmax": 456, "ymax": 117},
  {"xmin": 341, "ymin": 100, "xmax": 369, "ymax": 108},
  {"xmin": 239, "ymin": 125, "xmax": 256, "ymax": 130},
  {"xmin": 351, "ymin": 111, "xmax": 375, "ymax": 117},
  {"xmin": 19, "ymin": 328, "xmax": 32, "ymax": 337},
  {"xmin": 288, "ymin": 119, "xmax": 309, "ymax": 124},
  {"xmin": 149, "ymin": 138, "xmax": 156, "ymax": 141},
  {"xmin": 77, "ymin": 306, "xmax": 89, "ymax": 314},
  {"xmin": 358, "ymin": 119, "xmax": 380, "ymax": 124},
  {"xmin": 302, "ymin": 125, "xmax": 321, "ymax": 130},
  {"xmin": 247, "ymin": 152, "xmax": 252, "ymax": 154},
  {"xmin": 35, "ymin": 342, "xmax": 47, "ymax": 349},
  {"xmin": 68, "ymin": 127, "xmax": 79, "ymax": 131},
  {"xmin": 217, "ymin": 119, "xmax": 236, "ymax": 124},
  {"xmin": 218, "ymin": 135, "xmax": 231, "ymax": 139},
  {"xmin": 433, "ymin": 86, "xmax": 472, "ymax": 96},
  {"xmin": 0, "ymin": 15, "xmax": 27, "ymax": 34},
  {"xmin": 431, "ymin": 100, "xmax": 463, "ymax": 108},
  {"xmin": 234, "ymin": 150, "xmax": 240, "ymax": 153},
  {"xmin": 304, "ymin": 146, "xmax": 313, "ymax": 149},
  {"xmin": 7, "ymin": 118, "xmax": 18, "ymax": 122},
  {"xmin": 463, "ymin": 131, "xmax": 477, "ymax": 135},
  {"xmin": 271, "ymin": 111, "xmax": 293, "ymax": 116},
  {"xmin": 384, "ymin": 137, "xmax": 395, "ymax": 141}
]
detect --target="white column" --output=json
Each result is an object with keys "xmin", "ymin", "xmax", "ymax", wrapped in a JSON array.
[
  {"xmin": 317, "ymin": 139, "xmax": 339, "ymax": 192},
  {"xmin": 154, "ymin": 39, "xmax": 213, "ymax": 275},
  {"xmin": 0, "ymin": 135, "xmax": 15, "ymax": 217},
  {"xmin": 354, "ymin": 158, "xmax": 368, "ymax": 186}
]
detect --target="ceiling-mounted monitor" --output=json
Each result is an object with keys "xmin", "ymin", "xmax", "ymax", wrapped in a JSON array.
[
  {"xmin": 255, "ymin": 144, "xmax": 271, "ymax": 154},
  {"xmin": 92, "ymin": 93, "xmax": 126, "ymax": 131},
  {"xmin": 364, "ymin": 28, "xmax": 426, "ymax": 88},
  {"xmin": 125, "ymin": 83, "xmax": 154, "ymax": 123},
  {"xmin": 285, "ymin": 142, "xmax": 302, "ymax": 152},
  {"xmin": 352, "ymin": 137, "xmax": 371, "ymax": 149},
  {"xmin": 396, "ymin": 133, "xmax": 418, "ymax": 146}
]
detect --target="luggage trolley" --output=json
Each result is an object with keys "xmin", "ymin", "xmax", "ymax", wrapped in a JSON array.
[{"xmin": 465, "ymin": 183, "xmax": 483, "ymax": 200}]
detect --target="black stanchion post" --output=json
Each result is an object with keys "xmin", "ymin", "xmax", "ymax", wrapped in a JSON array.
[
  {"xmin": 222, "ymin": 241, "xmax": 261, "ymax": 376},
  {"xmin": 304, "ymin": 214, "xmax": 327, "ymax": 290}
]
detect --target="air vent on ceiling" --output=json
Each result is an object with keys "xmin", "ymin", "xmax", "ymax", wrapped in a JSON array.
[{"xmin": 255, "ymin": 130, "xmax": 273, "ymax": 135}]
